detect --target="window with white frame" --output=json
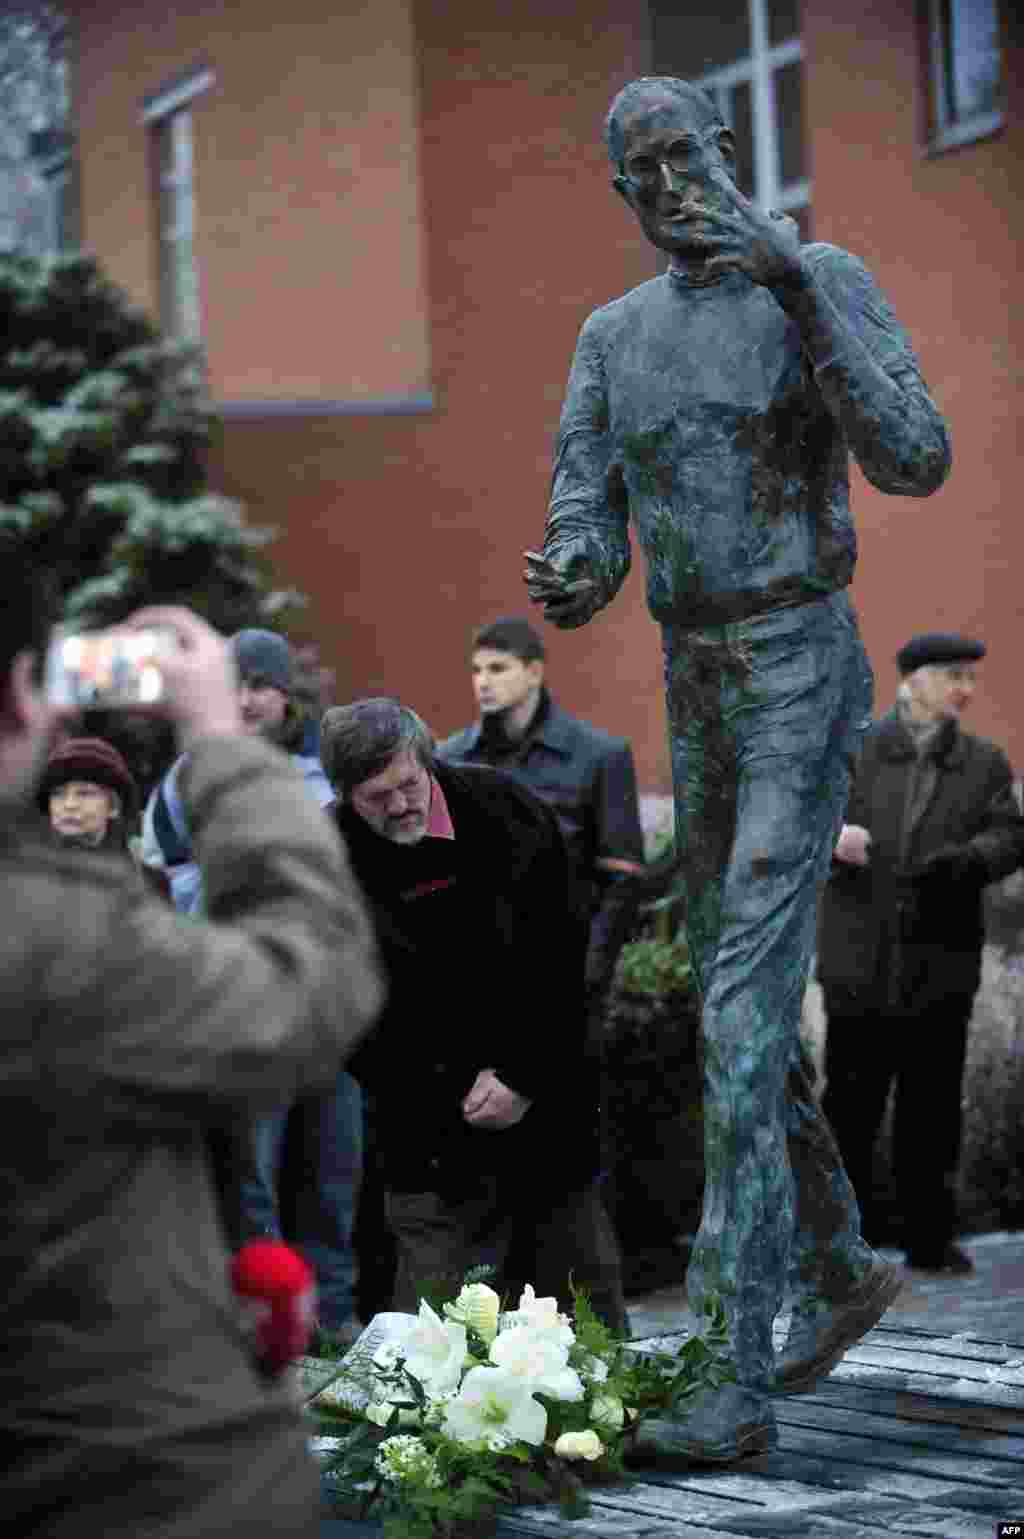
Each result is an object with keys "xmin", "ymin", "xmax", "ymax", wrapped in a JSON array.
[
  {"xmin": 928, "ymin": 0, "xmax": 1003, "ymax": 153},
  {"xmin": 651, "ymin": 0, "xmax": 811, "ymax": 241},
  {"xmin": 142, "ymin": 68, "xmax": 214, "ymax": 343}
]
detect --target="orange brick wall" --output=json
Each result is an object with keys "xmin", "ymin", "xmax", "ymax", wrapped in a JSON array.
[
  {"xmin": 803, "ymin": 0, "xmax": 1024, "ymax": 765},
  {"xmin": 208, "ymin": 0, "xmax": 669, "ymax": 784},
  {"xmin": 72, "ymin": 0, "xmax": 431, "ymax": 402}
]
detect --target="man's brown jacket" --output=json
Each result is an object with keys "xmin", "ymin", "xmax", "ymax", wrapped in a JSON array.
[{"xmin": 1, "ymin": 736, "xmax": 382, "ymax": 1538}]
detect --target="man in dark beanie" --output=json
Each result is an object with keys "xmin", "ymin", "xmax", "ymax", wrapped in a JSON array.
[
  {"xmin": 39, "ymin": 736, "xmax": 137, "ymax": 852},
  {"xmin": 817, "ymin": 632, "xmax": 1024, "ymax": 1274},
  {"xmin": 142, "ymin": 628, "xmax": 331, "ymax": 909}
]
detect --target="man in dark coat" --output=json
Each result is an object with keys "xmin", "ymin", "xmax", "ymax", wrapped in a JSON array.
[
  {"xmin": 1, "ymin": 585, "xmax": 382, "ymax": 1537},
  {"xmin": 818, "ymin": 632, "xmax": 1024, "ymax": 1274},
  {"xmin": 322, "ymin": 696, "xmax": 626, "ymax": 1330},
  {"xmin": 438, "ymin": 615, "xmax": 645, "ymax": 1005}
]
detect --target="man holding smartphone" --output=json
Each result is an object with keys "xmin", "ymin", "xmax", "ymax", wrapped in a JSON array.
[{"xmin": 0, "ymin": 564, "xmax": 381, "ymax": 1538}]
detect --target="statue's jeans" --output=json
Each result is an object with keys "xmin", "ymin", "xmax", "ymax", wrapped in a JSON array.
[{"xmin": 663, "ymin": 590, "xmax": 877, "ymax": 1392}]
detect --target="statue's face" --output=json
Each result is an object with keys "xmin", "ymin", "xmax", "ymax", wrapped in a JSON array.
[{"xmin": 614, "ymin": 94, "xmax": 736, "ymax": 258}]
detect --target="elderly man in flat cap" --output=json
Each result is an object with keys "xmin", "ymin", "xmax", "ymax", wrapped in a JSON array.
[{"xmin": 817, "ymin": 633, "xmax": 1024, "ymax": 1274}]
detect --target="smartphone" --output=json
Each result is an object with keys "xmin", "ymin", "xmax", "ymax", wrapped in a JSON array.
[{"xmin": 44, "ymin": 627, "xmax": 178, "ymax": 708}]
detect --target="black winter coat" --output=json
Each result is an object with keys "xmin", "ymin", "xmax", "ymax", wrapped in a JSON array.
[
  {"xmin": 817, "ymin": 711, "xmax": 1023, "ymax": 1012},
  {"xmin": 334, "ymin": 761, "xmax": 599, "ymax": 1199}
]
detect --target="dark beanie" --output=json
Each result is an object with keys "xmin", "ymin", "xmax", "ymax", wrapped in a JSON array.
[
  {"xmin": 230, "ymin": 628, "xmax": 293, "ymax": 692},
  {"xmin": 896, "ymin": 633, "xmax": 986, "ymax": 675},
  {"xmin": 37, "ymin": 737, "xmax": 138, "ymax": 816}
]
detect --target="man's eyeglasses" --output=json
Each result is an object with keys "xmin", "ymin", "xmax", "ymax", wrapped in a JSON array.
[{"xmin": 619, "ymin": 125, "xmax": 728, "ymax": 195}]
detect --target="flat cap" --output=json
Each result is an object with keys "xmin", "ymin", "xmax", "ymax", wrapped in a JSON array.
[{"xmin": 896, "ymin": 632, "xmax": 986, "ymax": 675}]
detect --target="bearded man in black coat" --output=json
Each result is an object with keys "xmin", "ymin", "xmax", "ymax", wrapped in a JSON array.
[
  {"xmin": 322, "ymin": 696, "xmax": 626, "ymax": 1330},
  {"xmin": 817, "ymin": 633, "xmax": 1024, "ymax": 1274}
]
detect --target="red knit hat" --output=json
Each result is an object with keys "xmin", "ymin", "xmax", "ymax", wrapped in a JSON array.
[{"xmin": 36, "ymin": 737, "xmax": 138, "ymax": 817}]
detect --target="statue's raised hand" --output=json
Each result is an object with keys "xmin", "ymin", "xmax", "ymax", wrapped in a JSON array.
[
  {"xmin": 699, "ymin": 170, "xmax": 804, "ymax": 290},
  {"xmin": 523, "ymin": 550, "xmax": 599, "ymax": 630}
]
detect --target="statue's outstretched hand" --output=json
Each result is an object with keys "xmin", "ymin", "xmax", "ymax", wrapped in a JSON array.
[
  {"xmin": 523, "ymin": 550, "xmax": 598, "ymax": 629},
  {"xmin": 699, "ymin": 169, "xmax": 803, "ymax": 289}
]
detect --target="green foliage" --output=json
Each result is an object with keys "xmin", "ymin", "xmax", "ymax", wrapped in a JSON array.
[
  {"xmin": 616, "ymin": 936, "xmax": 693, "ymax": 998},
  {"xmin": 567, "ymin": 1282, "xmax": 615, "ymax": 1362},
  {"xmin": 0, "ymin": 249, "xmax": 294, "ymax": 631}
]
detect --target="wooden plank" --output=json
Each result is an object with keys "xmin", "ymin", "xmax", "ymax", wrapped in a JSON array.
[
  {"xmin": 932, "ymin": 1485, "xmax": 1024, "ymax": 1516},
  {"xmin": 496, "ymin": 1493, "xmax": 1006, "ymax": 1538},
  {"xmin": 798, "ymin": 1379, "xmax": 1024, "ymax": 1435},
  {"xmin": 742, "ymin": 1442, "xmax": 1019, "ymax": 1502},
  {"xmin": 492, "ymin": 1500, "xmax": 752, "ymax": 1537},
  {"xmin": 822, "ymin": 1355, "xmax": 1024, "ymax": 1408},
  {"xmin": 634, "ymin": 1461, "xmax": 1024, "ymax": 1512},
  {"xmin": 569, "ymin": 1481, "xmax": 903, "ymax": 1526},
  {"xmin": 774, "ymin": 1397, "xmax": 1024, "ymax": 1462},
  {"xmin": 625, "ymin": 1468, "xmax": 919, "ymax": 1511},
  {"xmin": 633, "ymin": 1325, "xmax": 1024, "ymax": 1366},
  {"xmin": 869, "ymin": 1327, "xmax": 1024, "ymax": 1361},
  {"xmin": 845, "ymin": 1341, "xmax": 1024, "ymax": 1380},
  {"xmin": 768, "ymin": 1418, "xmax": 1022, "ymax": 1485}
]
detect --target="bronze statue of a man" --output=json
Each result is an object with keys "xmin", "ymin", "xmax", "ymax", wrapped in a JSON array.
[{"xmin": 526, "ymin": 76, "xmax": 951, "ymax": 1462}]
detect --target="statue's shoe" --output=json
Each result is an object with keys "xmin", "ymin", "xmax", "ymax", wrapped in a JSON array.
[
  {"xmin": 626, "ymin": 1383, "xmax": 777, "ymax": 1464},
  {"xmin": 776, "ymin": 1260, "xmax": 904, "ymax": 1395}
]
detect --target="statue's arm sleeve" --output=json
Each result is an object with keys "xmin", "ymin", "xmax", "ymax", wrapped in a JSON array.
[
  {"xmin": 776, "ymin": 246, "xmax": 952, "ymax": 497},
  {"xmin": 542, "ymin": 317, "xmax": 631, "ymax": 614}
]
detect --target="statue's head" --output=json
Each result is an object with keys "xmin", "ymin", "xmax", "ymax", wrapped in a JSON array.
[{"xmin": 605, "ymin": 77, "xmax": 737, "ymax": 259}]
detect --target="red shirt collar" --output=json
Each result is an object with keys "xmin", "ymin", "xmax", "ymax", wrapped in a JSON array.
[{"xmin": 425, "ymin": 775, "xmax": 455, "ymax": 840}]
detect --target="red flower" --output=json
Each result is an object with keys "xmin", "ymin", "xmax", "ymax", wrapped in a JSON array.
[{"xmin": 230, "ymin": 1240, "xmax": 317, "ymax": 1375}]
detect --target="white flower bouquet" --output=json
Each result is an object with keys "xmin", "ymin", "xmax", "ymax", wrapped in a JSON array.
[{"xmin": 306, "ymin": 1271, "xmax": 733, "ymax": 1537}]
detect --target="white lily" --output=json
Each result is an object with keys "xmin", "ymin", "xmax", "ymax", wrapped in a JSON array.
[
  {"xmin": 500, "ymin": 1284, "xmax": 574, "ymax": 1348},
  {"xmin": 443, "ymin": 1365, "xmax": 548, "ymax": 1448},
  {"xmin": 489, "ymin": 1325, "xmax": 584, "ymax": 1401},
  {"xmin": 400, "ymin": 1299, "xmax": 468, "ymax": 1395}
]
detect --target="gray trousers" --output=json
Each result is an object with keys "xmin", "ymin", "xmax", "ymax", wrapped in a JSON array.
[{"xmin": 664, "ymin": 591, "xmax": 877, "ymax": 1391}]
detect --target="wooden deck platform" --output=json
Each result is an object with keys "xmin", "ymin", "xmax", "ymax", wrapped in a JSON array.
[{"xmin": 322, "ymin": 1321, "xmax": 1024, "ymax": 1538}]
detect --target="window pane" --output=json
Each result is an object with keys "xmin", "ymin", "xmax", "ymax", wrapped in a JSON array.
[
  {"xmin": 652, "ymin": 1, "xmax": 749, "ymax": 77},
  {"xmin": 729, "ymin": 81, "xmax": 755, "ymax": 197},
  {"xmin": 948, "ymin": 0, "xmax": 1001, "ymax": 121},
  {"xmin": 156, "ymin": 111, "xmax": 201, "ymax": 341},
  {"xmin": 775, "ymin": 59, "xmax": 805, "ymax": 186},
  {"xmin": 767, "ymin": 0, "xmax": 801, "ymax": 47}
]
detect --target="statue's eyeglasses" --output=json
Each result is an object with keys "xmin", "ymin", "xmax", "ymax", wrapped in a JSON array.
[{"xmin": 619, "ymin": 126, "xmax": 728, "ymax": 194}]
